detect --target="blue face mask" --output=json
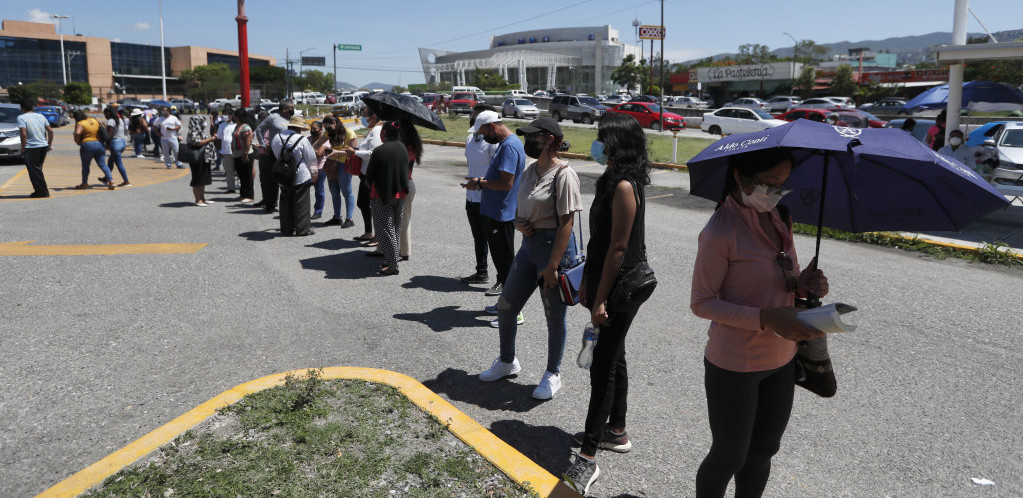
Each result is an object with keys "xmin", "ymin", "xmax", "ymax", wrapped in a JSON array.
[
  {"xmin": 361, "ymin": 117, "xmax": 370, "ymax": 128},
  {"xmin": 590, "ymin": 140, "xmax": 608, "ymax": 165}
]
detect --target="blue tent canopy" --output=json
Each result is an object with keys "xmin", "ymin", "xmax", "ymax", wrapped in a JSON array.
[{"xmin": 901, "ymin": 81, "xmax": 1023, "ymax": 113}]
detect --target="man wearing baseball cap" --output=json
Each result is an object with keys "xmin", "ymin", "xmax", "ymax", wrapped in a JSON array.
[{"xmin": 464, "ymin": 110, "xmax": 525, "ymax": 298}]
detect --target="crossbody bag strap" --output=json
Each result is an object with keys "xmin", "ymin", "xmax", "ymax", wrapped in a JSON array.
[{"xmin": 551, "ymin": 164, "xmax": 583, "ymax": 255}]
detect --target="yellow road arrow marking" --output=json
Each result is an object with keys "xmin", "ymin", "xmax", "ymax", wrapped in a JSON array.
[{"xmin": 0, "ymin": 240, "xmax": 207, "ymax": 256}]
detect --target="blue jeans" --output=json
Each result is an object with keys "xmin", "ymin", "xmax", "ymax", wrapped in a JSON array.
[
  {"xmin": 330, "ymin": 170, "xmax": 356, "ymax": 220},
  {"xmin": 107, "ymin": 137, "xmax": 129, "ymax": 182},
  {"xmin": 314, "ymin": 169, "xmax": 327, "ymax": 215},
  {"xmin": 132, "ymin": 132, "xmax": 147, "ymax": 156},
  {"xmin": 497, "ymin": 228, "xmax": 580, "ymax": 374},
  {"xmin": 79, "ymin": 141, "xmax": 111, "ymax": 184}
]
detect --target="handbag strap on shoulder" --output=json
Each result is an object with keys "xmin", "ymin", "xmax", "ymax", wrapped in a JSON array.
[{"xmin": 551, "ymin": 164, "xmax": 584, "ymax": 256}]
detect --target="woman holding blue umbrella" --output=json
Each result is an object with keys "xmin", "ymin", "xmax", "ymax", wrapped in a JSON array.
[{"xmin": 690, "ymin": 146, "xmax": 830, "ymax": 498}]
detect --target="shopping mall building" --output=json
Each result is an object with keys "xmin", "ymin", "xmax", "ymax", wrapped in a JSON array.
[
  {"xmin": 0, "ymin": 20, "xmax": 275, "ymax": 100},
  {"xmin": 419, "ymin": 26, "xmax": 641, "ymax": 96}
]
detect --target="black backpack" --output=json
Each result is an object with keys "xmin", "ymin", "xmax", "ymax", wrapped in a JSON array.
[
  {"xmin": 272, "ymin": 133, "xmax": 304, "ymax": 184},
  {"xmin": 94, "ymin": 118, "xmax": 112, "ymax": 146}
]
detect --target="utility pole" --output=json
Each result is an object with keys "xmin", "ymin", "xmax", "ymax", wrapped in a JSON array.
[
  {"xmin": 784, "ymin": 32, "xmax": 798, "ymax": 95},
  {"xmin": 333, "ymin": 44, "xmax": 337, "ymax": 94},
  {"xmin": 159, "ymin": 0, "xmax": 167, "ymax": 100},
  {"xmin": 237, "ymin": 0, "xmax": 250, "ymax": 107},
  {"xmin": 50, "ymin": 14, "xmax": 70, "ymax": 86},
  {"xmin": 659, "ymin": 0, "xmax": 665, "ymax": 130}
]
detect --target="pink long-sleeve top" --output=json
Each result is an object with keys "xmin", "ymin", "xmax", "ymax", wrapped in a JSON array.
[{"xmin": 691, "ymin": 195, "xmax": 802, "ymax": 372}]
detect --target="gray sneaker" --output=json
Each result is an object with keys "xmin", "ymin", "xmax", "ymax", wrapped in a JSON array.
[
  {"xmin": 573, "ymin": 428, "xmax": 632, "ymax": 453},
  {"xmin": 563, "ymin": 454, "xmax": 600, "ymax": 496},
  {"xmin": 484, "ymin": 282, "xmax": 503, "ymax": 296}
]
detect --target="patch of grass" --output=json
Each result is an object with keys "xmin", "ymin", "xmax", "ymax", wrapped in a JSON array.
[
  {"xmin": 85, "ymin": 372, "xmax": 533, "ymax": 497},
  {"xmin": 419, "ymin": 114, "xmax": 713, "ymax": 164},
  {"xmin": 793, "ymin": 223, "xmax": 1023, "ymax": 268}
]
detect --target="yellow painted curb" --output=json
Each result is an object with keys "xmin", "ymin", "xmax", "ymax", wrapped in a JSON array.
[
  {"xmin": 0, "ymin": 241, "xmax": 208, "ymax": 256},
  {"xmin": 37, "ymin": 367, "xmax": 569, "ymax": 498},
  {"xmin": 876, "ymin": 232, "xmax": 1023, "ymax": 262}
]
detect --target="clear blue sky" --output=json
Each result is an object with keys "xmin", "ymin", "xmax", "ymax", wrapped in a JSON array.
[{"xmin": 15, "ymin": 0, "xmax": 1022, "ymax": 88}]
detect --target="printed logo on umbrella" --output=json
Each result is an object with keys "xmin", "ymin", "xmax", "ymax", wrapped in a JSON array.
[{"xmin": 832, "ymin": 126, "xmax": 862, "ymax": 139}]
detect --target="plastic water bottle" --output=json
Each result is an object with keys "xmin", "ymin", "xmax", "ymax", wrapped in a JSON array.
[{"xmin": 577, "ymin": 322, "xmax": 599, "ymax": 370}]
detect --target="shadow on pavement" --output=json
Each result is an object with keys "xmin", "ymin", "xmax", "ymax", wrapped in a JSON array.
[
  {"xmin": 158, "ymin": 201, "xmax": 196, "ymax": 208},
  {"xmin": 305, "ymin": 238, "xmax": 363, "ymax": 251},
  {"xmin": 393, "ymin": 305, "xmax": 490, "ymax": 332},
  {"xmin": 300, "ymin": 250, "xmax": 379, "ymax": 280},
  {"xmin": 422, "ymin": 368, "xmax": 539, "ymax": 413},
  {"xmin": 488, "ymin": 419, "xmax": 574, "ymax": 477},
  {"xmin": 401, "ymin": 275, "xmax": 479, "ymax": 293},
  {"xmin": 238, "ymin": 230, "xmax": 277, "ymax": 241}
]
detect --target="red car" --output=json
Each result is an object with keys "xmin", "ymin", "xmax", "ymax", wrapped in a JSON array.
[
  {"xmin": 776, "ymin": 108, "xmax": 887, "ymax": 128},
  {"xmin": 606, "ymin": 101, "xmax": 685, "ymax": 131}
]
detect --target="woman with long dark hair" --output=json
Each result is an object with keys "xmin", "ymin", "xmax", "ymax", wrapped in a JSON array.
[
  {"xmin": 321, "ymin": 115, "xmax": 358, "ymax": 226},
  {"xmin": 690, "ymin": 147, "xmax": 830, "ymax": 497},
  {"xmin": 368, "ymin": 118, "xmax": 423, "ymax": 259},
  {"xmin": 186, "ymin": 115, "xmax": 218, "ymax": 206},
  {"xmin": 364, "ymin": 121, "xmax": 409, "ymax": 275},
  {"xmin": 562, "ymin": 112, "xmax": 651, "ymax": 495},
  {"xmin": 71, "ymin": 110, "xmax": 114, "ymax": 190},
  {"xmin": 99, "ymin": 107, "xmax": 131, "ymax": 187},
  {"xmin": 231, "ymin": 108, "xmax": 257, "ymax": 203}
]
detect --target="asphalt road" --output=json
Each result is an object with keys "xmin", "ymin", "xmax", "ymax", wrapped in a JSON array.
[{"xmin": 1, "ymin": 130, "xmax": 1022, "ymax": 497}]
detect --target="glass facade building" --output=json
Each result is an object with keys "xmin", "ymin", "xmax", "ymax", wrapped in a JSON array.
[
  {"xmin": 111, "ymin": 42, "xmax": 172, "ymax": 77},
  {"xmin": 207, "ymin": 53, "xmax": 270, "ymax": 72},
  {"xmin": 0, "ymin": 36, "xmax": 88, "ymax": 87}
]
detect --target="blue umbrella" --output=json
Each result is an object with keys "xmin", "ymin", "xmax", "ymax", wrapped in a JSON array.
[
  {"xmin": 147, "ymin": 99, "xmax": 172, "ymax": 109},
  {"xmin": 687, "ymin": 119, "xmax": 1009, "ymax": 263},
  {"xmin": 900, "ymin": 81, "xmax": 1023, "ymax": 113}
]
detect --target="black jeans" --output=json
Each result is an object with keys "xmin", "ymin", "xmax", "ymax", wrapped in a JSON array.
[
  {"xmin": 696, "ymin": 357, "xmax": 795, "ymax": 498},
  {"xmin": 465, "ymin": 200, "xmax": 489, "ymax": 274},
  {"xmin": 23, "ymin": 147, "xmax": 49, "ymax": 196},
  {"xmin": 257, "ymin": 152, "xmax": 277, "ymax": 208},
  {"xmin": 482, "ymin": 216, "xmax": 515, "ymax": 285},
  {"xmin": 357, "ymin": 174, "xmax": 373, "ymax": 234},
  {"xmin": 234, "ymin": 154, "xmax": 255, "ymax": 200},
  {"xmin": 279, "ymin": 181, "xmax": 312, "ymax": 236},
  {"xmin": 580, "ymin": 301, "xmax": 641, "ymax": 456}
]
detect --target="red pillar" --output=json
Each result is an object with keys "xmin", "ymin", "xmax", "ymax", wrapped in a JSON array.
[{"xmin": 236, "ymin": 0, "xmax": 250, "ymax": 107}]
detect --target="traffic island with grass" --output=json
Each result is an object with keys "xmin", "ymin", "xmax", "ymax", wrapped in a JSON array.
[{"xmin": 83, "ymin": 370, "xmax": 538, "ymax": 497}]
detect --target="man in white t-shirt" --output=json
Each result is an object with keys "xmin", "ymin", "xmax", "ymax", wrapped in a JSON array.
[
  {"xmin": 216, "ymin": 115, "xmax": 238, "ymax": 192},
  {"xmin": 158, "ymin": 106, "xmax": 183, "ymax": 169},
  {"xmin": 17, "ymin": 100, "xmax": 54, "ymax": 198},
  {"xmin": 461, "ymin": 104, "xmax": 499, "ymax": 285}
]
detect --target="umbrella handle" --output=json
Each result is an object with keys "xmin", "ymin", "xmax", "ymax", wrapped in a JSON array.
[{"xmin": 803, "ymin": 293, "xmax": 822, "ymax": 309}]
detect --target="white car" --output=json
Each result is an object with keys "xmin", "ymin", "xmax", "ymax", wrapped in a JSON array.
[
  {"xmin": 672, "ymin": 96, "xmax": 708, "ymax": 109},
  {"xmin": 0, "ymin": 104, "xmax": 23, "ymax": 161},
  {"xmin": 765, "ymin": 96, "xmax": 802, "ymax": 113},
  {"xmin": 801, "ymin": 97, "xmax": 854, "ymax": 109},
  {"xmin": 701, "ymin": 107, "xmax": 788, "ymax": 135},
  {"xmin": 501, "ymin": 98, "xmax": 540, "ymax": 119},
  {"xmin": 988, "ymin": 122, "xmax": 1023, "ymax": 186},
  {"xmin": 725, "ymin": 97, "xmax": 768, "ymax": 110}
]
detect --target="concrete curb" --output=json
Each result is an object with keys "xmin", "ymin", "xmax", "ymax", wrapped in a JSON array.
[{"xmin": 36, "ymin": 367, "xmax": 578, "ymax": 498}]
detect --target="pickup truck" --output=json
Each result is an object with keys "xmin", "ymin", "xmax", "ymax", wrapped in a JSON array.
[
  {"xmin": 446, "ymin": 92, "xmax": 482, "ymax": 116},
  {"xmin": 210, "ymin": 96, "xmax": 243, "ymax": 110}
]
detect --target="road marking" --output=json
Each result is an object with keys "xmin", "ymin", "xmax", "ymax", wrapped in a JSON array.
[
  {"xmin": 0, "ymin": 241, "xmax": 207, "ymax": 256},
  {"xmin": 647, "ymin": 193, "xmax": 674, "ymax": 200},
  {"xmin": 37, "ymin": 367, "xmax": 567, "ymax": 498},
  {"xmin": 0, "ymin": 169, "xmax": 27, "ymax": 189}
]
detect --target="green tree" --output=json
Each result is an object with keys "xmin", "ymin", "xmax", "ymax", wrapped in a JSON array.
[
  {"xmin": 794, "ymin": 65, "xmax": 817, "ymax": 99},
  {"xmin": 794, "ymin": 39, "xmax": 829, "ymax": 64},
  {"xmin": 737, "ymin": 43, "xmax": 773, "ymax": 64},
  {"xmin": 180, "ymin": 63, "xmax": 235, "ymax": 101},
  {"xmin": 390, "ymin": 85, "xmax": 408, "ymax": 94},
  {"xmin": 250, "ymin": 65, "xmax": 286, "ymax": 84},
  {"xmin": 857, "ymin": 81, "xmax": 898, "ymax": 104},
  {"xmin": 26, "ymin": 80, "xmax": 63, "ymax": 100},
  {"xmin": 611, "ymin": 54, "xmax": 645, "ymax": 93},
  {"xmin": 63, "ymin": 82, "xmax": 93, "ymax": 105},
  {"xmin": 8, "ymin": 85, "xmax": 38, "ymax": 107},
  {"xmin": 830, "ymin": 64, "xmax": 857, "ymax": 96},
  {"xmin": 298, "ymin": 70, "xmax": 335, "ymax": 93},
  {"xmin": 470, "ymin": 68, "xmax": 508, "ymax": 91}
]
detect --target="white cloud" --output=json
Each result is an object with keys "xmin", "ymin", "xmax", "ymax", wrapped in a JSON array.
[
  {"xmin": 113, "ymin": 38, "xmax": 121, "ymax": 42},
  {"xmin": 131, "ymin": 22, "xmax": 151, "ymax": 31},
  {"xmin": 27, "ymin": 8, "xmax": 55, "ymax": 24}
]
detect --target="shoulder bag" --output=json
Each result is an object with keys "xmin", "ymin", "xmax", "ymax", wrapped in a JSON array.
[
  {"xmin": 176, "ymin": 138, "xmax": 201, "ymax": 163},
  {"xmin": 607, "ymin": 180, "xmax": 657, "ymax": 310},
  {"xmin": 550, "ymin": 165, "xmax": 585, "ymax": 305},
  {"xmin": 778, "ymin": 204, "xmax": 838, "ymax": 398},
  {"xmin": 94, "ymin": 118, "xmax": 111, "ymax": 146}
]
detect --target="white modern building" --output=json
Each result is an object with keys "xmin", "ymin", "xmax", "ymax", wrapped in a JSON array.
[{"xmin": 419, "ymin": 26, "xmax": 640, "ymax": 95}]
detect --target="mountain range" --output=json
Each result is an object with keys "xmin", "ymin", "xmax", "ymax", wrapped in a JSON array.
[
  {"xmin": 334, "ymin": 81, "xmax": 396, "ymax": 92},
  {"xmin": 685, "ymin": 29, "xmax": 1023, "ymax": 66}
]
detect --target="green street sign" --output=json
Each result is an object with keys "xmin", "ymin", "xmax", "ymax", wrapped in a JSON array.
[{"xmin": 336, "ymin": 44, "xmax": 362, "ymax": 51}]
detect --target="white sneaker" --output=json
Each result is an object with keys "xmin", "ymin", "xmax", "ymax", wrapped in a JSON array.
[
  {"xmin": 479, "ymin": 357, "xmax": 521, "ymax": 382},
  {"xmin": 532, "ymin": 371, "xmax": 562, "ymax": 400},
  {"xmin": 489, "ymin": 312, "xmax": 524, "ymax": 328}
]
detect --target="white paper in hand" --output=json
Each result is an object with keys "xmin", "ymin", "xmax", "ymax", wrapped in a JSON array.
[
  {"xmin": 797, "ymin": 303, "xmax": 857, "ymax": 334},
  {"xmin": 971, "ymin": 477, "xmax": 996, "ymax": 486}
]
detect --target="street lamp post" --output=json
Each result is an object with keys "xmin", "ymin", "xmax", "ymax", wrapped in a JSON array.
[
  {"xmin": 783, "ymin": 32, "xmax": 798, "ymax": 95},
  {"xmin": 159, "ymin": 0, "xmax": 167, "ymax": 100},
  {"xmin": 50, "ymin": 14, "xmax": 70, "ymax": 86},
  {"xmin": 299, "ymin": 47, "xmax": 315, "ymax": 87}
]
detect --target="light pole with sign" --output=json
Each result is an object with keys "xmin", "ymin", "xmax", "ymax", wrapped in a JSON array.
[
  {"xmin": 334, "ymin": 44, "xmax": 362, "ymax": 93},
  {"xmin": 639, "ymin": 23, "xmax": 666, "ymax": 129}
]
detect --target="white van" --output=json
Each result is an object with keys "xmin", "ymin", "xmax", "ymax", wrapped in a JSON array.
[
  {"xmin": 506, "ymin": 89, "xmax": 529, "ymax": 98},
  {"xmin": 452, "ymin": 86, "xmax": 486, "ymax": 99},
  {"xmin": 292, "ymin": 91, "xmax": 326, "ymax": 104}
]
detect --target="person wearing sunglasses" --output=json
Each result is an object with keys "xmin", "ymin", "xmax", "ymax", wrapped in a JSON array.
[{"xmin": 690, "ymin": 146, "xmax": 829, "ymax": 498}]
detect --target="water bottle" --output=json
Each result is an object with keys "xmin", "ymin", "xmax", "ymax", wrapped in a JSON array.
[{"xmin": 577, "ymin": 322, "xmax": 599, "ymax": 370}]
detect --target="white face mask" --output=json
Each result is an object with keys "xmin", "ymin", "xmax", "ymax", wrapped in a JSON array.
[
  {"xmin": 949, "ymin": 137, "xmax": 962, "ymax": 147},
  {"xmin": 741, "ymin": 184, "xmax": 789, "ymax": 213}
]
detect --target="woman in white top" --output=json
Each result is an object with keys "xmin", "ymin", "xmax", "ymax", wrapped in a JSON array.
[
  {"xmin": 99, "ymin": 107, "xmax": 131, "ymax": 186},
  {"xmin": 343, "ymin": 107, "xmax": 383, "ymax": 244},
  {"xmin": 478, "ymin": 117, "xmax": 583, "ymax": 401}
]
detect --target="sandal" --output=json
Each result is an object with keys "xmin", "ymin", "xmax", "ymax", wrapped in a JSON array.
[
  {"xmin": 377, "ymin": 266, "xmax": 399, "ymax": 276},
  {"xmin": 354, "ymin": 233, "xmax": 374, "ymax": 241}
]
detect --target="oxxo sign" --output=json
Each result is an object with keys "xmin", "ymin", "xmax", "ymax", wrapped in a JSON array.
[{"xmin": 639, "ymin": 25, "xmax": 665, "ymax": 40}]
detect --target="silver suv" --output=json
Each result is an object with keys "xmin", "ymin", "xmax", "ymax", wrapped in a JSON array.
[
  {"xmin": 549, "ymin": 95, "xmax": 608, "ymax": 124},
  {"xmin": 0, "ymin": 104, "xmax": 22, "ymax": 161}
]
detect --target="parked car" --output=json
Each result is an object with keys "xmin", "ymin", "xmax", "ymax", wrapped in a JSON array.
[
  {"xmin": 34, "ymin": 106, "xmax": 68, "ymax": 127},
  {"xmin": 606, "ymin": 101, "xmax": 685, "ymax": 131},
  {"xmin": 549, "ymin": 95, "xmax": 608, "ymax": 124},
  {"xmin": 726, "ymin": 97, "xmax": 768, "ymax": 110},
  {"xmin": 987, "ymin": 122, "xmax": 1023, "ymax": 186},
  {"xmin": 776, "ymin": 108, "xmax": 887, "ymax": 128},
  {"xmin": 670, "ymin": 96, "xmax": 708, "ymax": 109},
  {"xmin": 966, "ymin": 121, "xmax": 1009, "ymax": 146},
  {"xmin": 701, "ymin": 107, "xmax": 787, "ymax": 135},
  {"xmin": 884, "ymin": 118, "xmax": 936, "ymax": 143},
  {"xmin": 765, "ymin": 96, "xmax": 802, "ymax": 113},
  {"xmin": 532, "ymin": 90, "xmax": 550, "ymax": 98},
  {"xmin": 0, "ymin": 104, "xmax": 23, "ymax": 161},
  {"xmin": 501, "ymin": 98, "xmax": 540, "ymax": 120},
  {"xmin": 420, "ymin": 93, "xmax": 445, "ymax": 113},
  {"xmin": 506, "ymin": 89, "xmax": 530, "ymax": 98},
  {"xmin": 169, "ymin": 98, "xmax": 195, "ymax": 112},
  {"xmin": 446, "ymin": 92, "xmax": 483, "ymax": 115},
  {"xmin": 602, "ymin": 94, "xmax": 627, "ymax": 105},
  {"xmin": 330, "ymin": 93, "xmax": 364, "ymax": 116},
  {"xmin": 800, "ymin": 97, "xmax": 853, "ymax": 109},
  {"xmin": 629, "ymin": 94, "xmax": 659, "ymax": 103},
  {"xmin": 859, "ymin": 98, "xmax": 906, "ymax": 112}
]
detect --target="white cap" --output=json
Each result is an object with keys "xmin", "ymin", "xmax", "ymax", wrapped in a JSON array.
[{"xmin": 468, "ymin": 110, "xmax": 501, "ymax": 133}]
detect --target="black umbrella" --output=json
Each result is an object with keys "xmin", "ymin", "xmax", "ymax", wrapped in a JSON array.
[{"xmin": 361, "ymin": 92, "xmax": 446, "ymax": 131}]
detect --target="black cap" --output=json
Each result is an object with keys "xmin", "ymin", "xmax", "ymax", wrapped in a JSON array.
[{"xmin": 516, "ymin": 117, "xmax": 563, "ymax": 139}]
